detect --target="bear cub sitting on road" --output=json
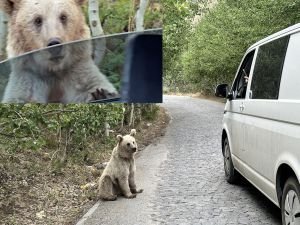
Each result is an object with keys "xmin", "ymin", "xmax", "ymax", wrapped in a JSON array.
[{"xmin": 98, "ymin": 129, "xmax": 143, "ymax": 201}]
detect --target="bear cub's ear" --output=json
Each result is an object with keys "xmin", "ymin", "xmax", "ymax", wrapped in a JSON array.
[
  {"xmin": 0, "ymin": 0, "xmax": 20, "ymax": 15},
  {"xmin": 130, "ymin": 129, "xmax": 136, "ymax": 137},
  {"xmin": 117, "ymin": 135, "xmax": 123, "ymax": 142}
]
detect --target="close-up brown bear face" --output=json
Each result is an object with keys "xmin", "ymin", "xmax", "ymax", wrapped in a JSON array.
[{"xmin": 0, "ymin": 0, "xmax": 91, "ymax": 58}]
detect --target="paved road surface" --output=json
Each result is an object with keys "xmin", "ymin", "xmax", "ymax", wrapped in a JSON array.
[{"xmin": 77, "ymin": 95, "xmax": 281, "ymax": 225}]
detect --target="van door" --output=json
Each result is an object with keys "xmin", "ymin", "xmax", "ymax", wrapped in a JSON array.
[
  {"xmin": 242, "ymin": 35, "xmax": 290, "ymax": 199},
  {"xmin": 227, "ymin": 50, "xmax": 255, "ymax": 172}
]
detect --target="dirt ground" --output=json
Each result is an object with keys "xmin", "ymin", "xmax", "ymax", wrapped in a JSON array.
[{"xmin": 0, "ymin": 107, "xmax": 170, "ymax": 225}]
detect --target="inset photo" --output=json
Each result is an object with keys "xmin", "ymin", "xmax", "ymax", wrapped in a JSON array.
[{"xmin": 0, "ymin": 0, "xmax": 162, "ymax": 103}]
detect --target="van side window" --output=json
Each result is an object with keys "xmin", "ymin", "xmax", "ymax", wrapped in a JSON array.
[
  {"xmin": 232, "ymin": 51, "xmax": 255, "ymax": 99},
  {"xmin": 250, "ymin": 36, "xmax": 290, "ymax": 99}
]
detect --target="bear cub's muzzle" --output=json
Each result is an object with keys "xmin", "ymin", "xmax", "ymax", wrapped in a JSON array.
[{"xmin": 47, "ymin": 38, "xmax": 64, "ymax": 60}]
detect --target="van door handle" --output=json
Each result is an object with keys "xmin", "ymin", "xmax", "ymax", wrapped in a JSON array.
[{"xmin": 239, "ymin": 103, "xmax": 245, "ymax": 112}]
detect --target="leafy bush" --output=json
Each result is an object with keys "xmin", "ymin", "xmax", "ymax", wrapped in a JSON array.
[
  {"xmin": 0, "ymin": 104, "xmax": 123, "ymax": 152},
  {"xmin": 0, "ymin": 103, "xmax": 159, "ymax": 162}
]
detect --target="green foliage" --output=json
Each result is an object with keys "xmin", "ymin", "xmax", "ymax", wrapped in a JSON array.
[
  {"xmin": 144, "ymin": 1, "xmax": 163, "ymax": 29},
  {"xmin": 0, "ymin": 103, "xmax": 160, "ymax": 168},
  {"xmin": 163, "ymin": 0, "xmax": 209, "ymax": 92},
  {"xmin": 99, "ymin": 0, "xmax": 131, "ymax": 34},
  {"xmin": 100, "ymin": 38, "xmax": 126, "ymax": 91},
  {"xmin": 141, "ymin": 104, "xmax": 160, "ymax": 120},
  {"xmin": 0, "ymin": 104, "xmax": 123, "ymax": 153},
  {"xmin": 165, "ymin": 0, "xmax": 300, "ymax": 94},
  {"xmin": 98, "ymin": 0, "xmax": 162, "ymax": 34}
]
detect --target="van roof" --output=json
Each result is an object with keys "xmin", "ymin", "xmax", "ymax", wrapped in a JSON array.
[{"xmin": 248, "ymin": 23, "xmax": 300, "ymax": 51}]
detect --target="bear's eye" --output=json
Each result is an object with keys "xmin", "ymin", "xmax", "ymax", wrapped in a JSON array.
[
  {"xmin": 133, "ymin": 141, "xmax": 135, "ymax": 144},
  {"xmin": 60, "ymin": 14, "xmax": 68, "ymax": 24},
  {"xmin": 34, "ymin": 16, "xmax": 43, "ymax": 27},
  {"xmin": 127, "ymin": 143, "xmax": 130, "ymax": 147}
]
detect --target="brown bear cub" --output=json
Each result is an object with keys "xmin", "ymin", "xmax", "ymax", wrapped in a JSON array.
[
  {"xmin": 0, "ymin": 0, "xmax": 117, "ymax": 103},
  {"xmin": 98, "ymin": 129, "xmax": 143, "ymax": 201}
]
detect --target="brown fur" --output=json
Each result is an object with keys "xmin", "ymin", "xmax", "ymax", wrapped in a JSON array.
[
  {"xmin": 1, "ymin": 0, "xmax": 90, "ymax": 57},
  {"xmin": 1, "ymin": 0, "xmax": 117, "ymax": 103},
  {"xmin": 98, "ymin": 129, "xmax": 143, "ymax": 201}
]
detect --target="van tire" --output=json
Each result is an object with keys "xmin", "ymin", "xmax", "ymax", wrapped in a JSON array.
[
  {"xmin": 223, "ymin": 137, "xmax": 239, "ymax": 184},
  {"xmin": 281, "ymin": 177, "xmax": 300, "ymax": 225}
]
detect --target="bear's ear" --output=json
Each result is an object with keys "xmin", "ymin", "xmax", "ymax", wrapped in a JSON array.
[
  {"xmin": 117, "ymin": 135, "xmax": 123, "ymax": 142},
  {"xmin": 130, "ymin": 129, "xmax": 136, "ymax": 137},
  {"xmin": 75, "ymin": 0, "xmax": 87, "ymax": 6},
  {"xmin": 0, "ymin": 0, "xmax": 20, "ymax": 16}
]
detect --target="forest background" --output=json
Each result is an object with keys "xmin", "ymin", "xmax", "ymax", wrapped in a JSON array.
[{"xmin": 164, "ymin": 0, "xmax": 300, "ymax": 94}]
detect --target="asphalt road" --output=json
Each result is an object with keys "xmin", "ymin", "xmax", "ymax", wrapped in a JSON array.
[{"xmin": 76, "ymin": 95, "xmax": 282, "ymax": 225}]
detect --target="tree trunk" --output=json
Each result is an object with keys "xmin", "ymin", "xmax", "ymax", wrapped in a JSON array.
[
  {"xmin": 0, "ymin": 11, "xmax": 8, "ymax": 61},
  {"xmin": 126, "ymin": 0, "xmax": 150, "ymax": 128},
  {"xmin": 104, "ymin": 121, "xmax": 110, "ymax": 137},
  {"xmin": 135, "ymin": 0, "xmax": 148, "ymax": 32},
  {"xmin": 120, "ymin": 106, "xmax": 126, "ymax": 129},
  {"xmin": 88, "ymin": 0, "xmax": 106, "ymax": 65},
  {"xmin": 129, "ymin": 104, "xmax": 135, "ymax": 127}
]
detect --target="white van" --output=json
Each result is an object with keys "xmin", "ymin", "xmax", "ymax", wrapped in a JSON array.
[{"xmin": 215, "ymin": 24, "xmax": 300, "ymax": 225}]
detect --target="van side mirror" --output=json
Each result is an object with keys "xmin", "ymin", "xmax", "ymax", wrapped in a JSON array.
[
  {"xmin": 227, "ymin": 92, "xmax": 233, "ymax": 101},
  {"xmin": 215, "ymin": 84, "xmax": 229, "ymax": 98}
]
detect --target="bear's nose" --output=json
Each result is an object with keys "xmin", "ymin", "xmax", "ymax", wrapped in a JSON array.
[
  {"xmin": 48, "ymin": 38, "xmax": 62, "ymax": 47},
  {"xmin": 132, "ymin": 147, "xmax": 137, "ymax": 152},
  {"xmin": 47, "ymin": 38, "xmax": 63, "ymax": 56}
]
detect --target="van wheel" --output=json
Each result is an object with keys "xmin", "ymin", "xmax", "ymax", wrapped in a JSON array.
[
  {"xmin": 281, "ymin": 177, "xmax": 300, "ymax": 225},
  {"xmin": 223, "ymin": 137, "xmax": 239, "ymax": 184}
]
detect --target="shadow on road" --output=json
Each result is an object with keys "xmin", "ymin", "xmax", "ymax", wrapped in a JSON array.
[{"xmin": 236, "ymin": 176, "xmax": 282, "ymax": 223}]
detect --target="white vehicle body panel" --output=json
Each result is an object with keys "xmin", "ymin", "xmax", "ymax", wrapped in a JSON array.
[{"xmin": 222, "ymin": 23, "xmax": 300, "ymax": 208}]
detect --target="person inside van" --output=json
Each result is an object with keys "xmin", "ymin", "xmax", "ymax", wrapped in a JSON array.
[
  {"xmin": 235, "ymin": 53, "xmax": 254, "ymax": 99},
  {"xmin": 241, "ymin": 69, "xmax": 249, "ymax": 97},
  {"xmin": 236, "ymin": 68, "xmax": 249, "ymax": 98}
]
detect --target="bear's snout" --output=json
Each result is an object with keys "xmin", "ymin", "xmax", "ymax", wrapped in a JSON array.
[
  {"xmin": 132, "ymin": 147, "xmax": 137, "ymax": 152},
  {"xmin": 47, "ymin": 38, "xmax": 63, "ymax": 57},
  {"xmin": 48, "ymin": 38, "xmax": 62, "ymax": 47}
]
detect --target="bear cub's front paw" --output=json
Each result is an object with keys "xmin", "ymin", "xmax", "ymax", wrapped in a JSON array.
[
  {"xmin": 125, "ymin": 193, "xmax": 137, "ymax": 199},
  {"xmin": 91, "ymin": 88, "xmax": 118, "ymax": 101},
  {"xmin": 136, "ymin": 189, "xmax": 143, "ymax": 193},
  {"xmin": 131, "ymin": 188, "xmax": 143, "ymax": 194}
]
